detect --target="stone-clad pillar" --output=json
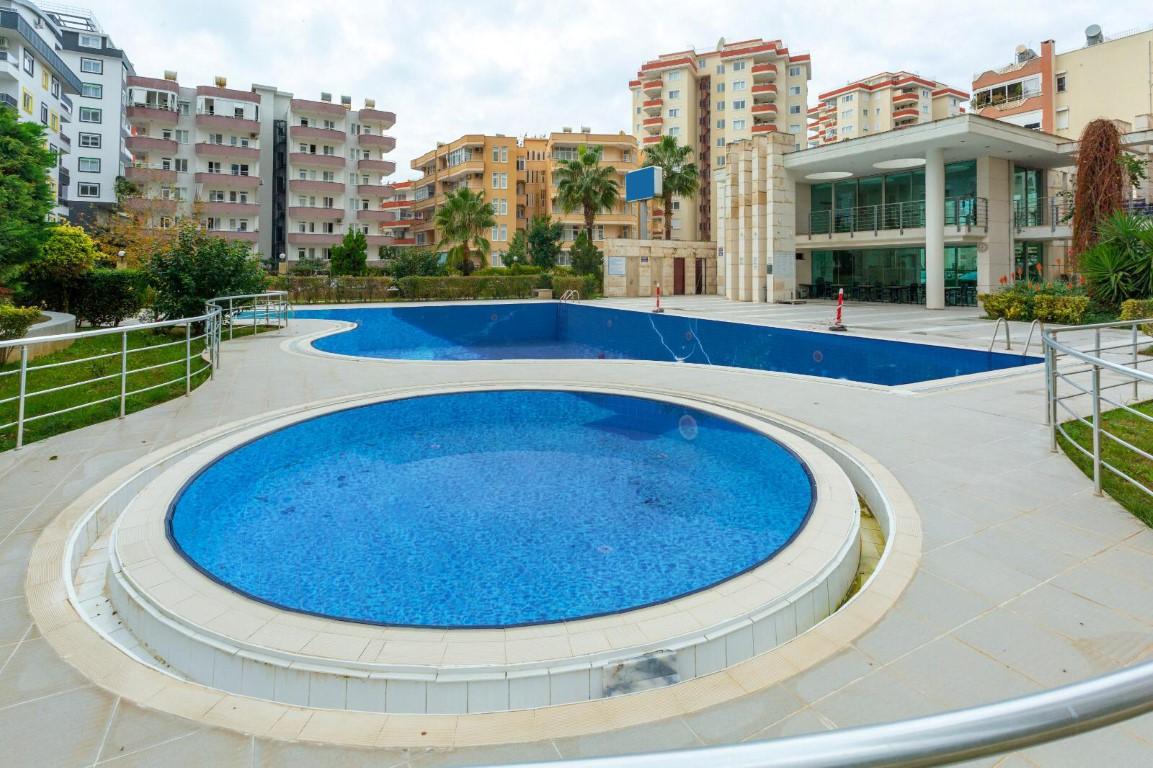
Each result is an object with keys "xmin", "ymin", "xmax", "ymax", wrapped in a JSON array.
[{"xmin": 925, "ymin": 146, "xmax": 945, "ymax": 309}]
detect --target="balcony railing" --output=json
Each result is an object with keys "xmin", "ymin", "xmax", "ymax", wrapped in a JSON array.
[
  {"xmin": 806, "ymin": 197, "xmax": 988, "ymax": 236},
  {"xmin": 1013, "ymin": 198, "xmax": 1152, "ymax": 231}
]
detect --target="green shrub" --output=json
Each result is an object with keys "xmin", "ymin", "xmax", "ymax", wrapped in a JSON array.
[
  {"xmin": 979, "ymin": 291, "xmax": 1033, "ymax": 321},
  {"xmin": 145, "ymin": 226, "xmax": 267, "ymax": 320},
  {"xmin": 381, "ymin": 248, "xmax": 445, "ymax": 279},
  {"xmin": 1120, "ymin": 299, "xmax": 1153, "ymax": 336},
  {"xmin": 0, "ymin": 304, "xmax": 42, "ymax": 364},
  {"xmin": 398, "ymin": 276, "xmax": 538, "ymax": 301},
  {"xmin": 19, "ymin": 224, "xmax": 99, "ymax": 312},
  {"xmin": 269, "ymin": 276, "xmax": 398, "ymax": 304},
  {"xmin": 72, "ymin": 269, "xmax": 147, "ymax": 327},
  {"xmin": 287, "ymin": 258, "xmax": 329, "ymax": 276},
  {"xmin": 551, "ymin": 274, "xmax": 601, "ymax": 299},
  {"xmin": 1081, "ymin": 212, "xmax": 1153, "ymax": 306},
  {"xmin": 1033, "ymin": 294, "xmax": 1090, "ymax": 325},
  {"xmin": 329, "ymin": 230, "xmax": 368, "ymax": 276}
]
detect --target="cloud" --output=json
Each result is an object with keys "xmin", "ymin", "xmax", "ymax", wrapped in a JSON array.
[{"xmin": 80, "ymin": 0, "xmax": 1150, "ymax": 180}]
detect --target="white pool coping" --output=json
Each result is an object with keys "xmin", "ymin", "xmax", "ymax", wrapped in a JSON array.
[{"xmin": 26, "ymin": 382, "xmax": 920, "ymax": 747}]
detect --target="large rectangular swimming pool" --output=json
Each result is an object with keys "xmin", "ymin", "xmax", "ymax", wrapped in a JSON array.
[{"xmin": 294, "ymin": 303, "xmax": 1039, "ymax": 386}]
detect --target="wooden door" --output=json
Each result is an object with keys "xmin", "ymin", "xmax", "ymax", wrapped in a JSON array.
[{"xmin": 673, "ymin": 257, "xmax": 686, "ymax": 295}]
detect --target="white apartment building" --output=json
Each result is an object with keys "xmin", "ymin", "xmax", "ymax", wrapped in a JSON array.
[
  {"xmin": 0, "ymin": 0, "xmax": 83, "ymax": 219},
  {"xmin": 629, "ymin": 38, "xmax": 811, "ymax": 241},
  {"xmin": 41, "ymin": 3, "xmax": 132, "ymax": 225}
]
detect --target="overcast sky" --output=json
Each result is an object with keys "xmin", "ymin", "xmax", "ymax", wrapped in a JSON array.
[{"xmin": 79, "ymin": 0, "xmax": 1149, "ymax": 180}]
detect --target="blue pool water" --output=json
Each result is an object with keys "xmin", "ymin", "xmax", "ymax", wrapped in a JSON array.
[
  {"xmin": 296, "ymin": 303, "xmax": 1039, "ymax": 386},
  {"xmin": 168, "ymin": 391, "xmax": 814, "ymax": 628}
]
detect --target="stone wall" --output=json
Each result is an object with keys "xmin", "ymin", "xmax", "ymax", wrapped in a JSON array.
[{"xmin": 601, "ymin": 239, "xmax": 718, "ymax": 298}]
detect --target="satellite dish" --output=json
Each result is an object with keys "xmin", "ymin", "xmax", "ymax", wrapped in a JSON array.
[{"xmin": 717, "ymin": 37, "xmax": 726, "ymax": 51}]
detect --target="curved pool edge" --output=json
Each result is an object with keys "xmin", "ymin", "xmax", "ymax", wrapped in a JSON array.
[{"xmin": 26, "ymin": 383, "xmax": 922, "ymax": 748}]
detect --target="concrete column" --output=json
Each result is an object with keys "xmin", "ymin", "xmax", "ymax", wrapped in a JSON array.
[{"xmin": 925, "ymin": 146, "xmax": 945, "ymax": 309}]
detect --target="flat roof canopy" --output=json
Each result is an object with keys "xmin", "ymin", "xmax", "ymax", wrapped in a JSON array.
[{"xmin": 784, "ymin": 115, "xmax": 1073, "ymax": 179}]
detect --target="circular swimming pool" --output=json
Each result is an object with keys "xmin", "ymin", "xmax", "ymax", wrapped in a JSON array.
[{"xmin": 167, "ymin": 390, "xmax": 815, "ymax": 628}]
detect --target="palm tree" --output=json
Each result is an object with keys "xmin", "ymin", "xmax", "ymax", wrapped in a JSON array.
[
  {"xmin": 554, "ymin": 144, "xmax": 620, "ymax": 242},
  {"xmin": 434, "ymin": 187, "xmax": 495, "ymax": 274},
  {"xmin": 642, "ymin": 135, "xmax": 699, "ymax": 240}
]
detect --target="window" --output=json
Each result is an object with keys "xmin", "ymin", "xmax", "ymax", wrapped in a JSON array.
[
  {"xmin": 790, "ymin": 85, "xmax": 802, "ymax": 96},
  {"xmin": 716, "ymin": 82, "xmax": 725, "ymax": 93},
  {"xmin": 79, "ymin": 106, "xmax": 101, "ymax": 123},
  {"xmin": 668, "ymin": 108, "xmax": 680, "ymax": 118},
  {"xmin": 20, "ymin": 88, "xmax": 32, "ymax": 114},
  {"xmin": 231, "ymin": 163, "xmax": 250, "ymax": 176},
  {"xmin": 491, "ymin": 172, "xmax": 508, "ymax": 189},
  {"xmin": 666, "ymin": 70, "xmax": 681, "ymax": 81},
  {"xmin": 716, "ymin": 119, "xmax": 725, "ymax": 129},
  {"xmin": 1056, "ymin": 73, "xmax": 1067, "ymax": 93},
  {"xmin": 489, "ymin": 224, "xmax": 508, "ymax": 241},
  {"xmin": 80, "ymin": 58, "xmax": 103, "ymax": 74},
  {"xmin": 490, "ymin": 146, "xmax": 508, "ymax": 162},
  {"xmin": 731, "ymin": 60, "xmax": 746, "ymax": 71},
  {"xmin": 716, "ymin": 138, "xmax": 725, "ymax": 147},
  {"xmin": 733, "ymin": 80, "xmax": 747, "ymax": 91},
  {"xmin": 78, "ymin": 157, "xmax": 101, "ymax": 173},
  {"xmin": 789, "ymin": 105, "xmax": 801, "ymax": 114},
  {"xmin": 40, "ymin": 104, "xmax": 48, "ymax": 125},
  {"xmin": 1056, "ymin": 108, "xmax": 1070, "ymax": 131},
  {"xmin": 50, "ymin": 76, "xmax": 59, "ymax": 98},
  {"xmin": 79, "ymin": 33, "xmax": 102, "ymax": 48},
  {"xmin": 842, "ymin": 124, "xmax": 854, "ymax": 133},
  {"xmin": 716, "ymin": 155, "xmax": 725, "ymax": 167},
  {"xmin": 77, "ymin": 182, "xmax": 100, "ymax": 197},
  {"xmin": 789, "ymin": 66, "xmax": 801, "ymax": 77},
  {"xmin": 23, "ymin": 50, "xmax": 33, "ymax": 75},
  {"xmin": 208, "ymin": 161, "xmax": 222, "ymax": 174},
  {"xmin": 715, "ymin": 64, "xmax": 725, "ymax": 74},
  {"xmin": 174, "ymin": 159, "xmax": 188, "ymax": 173},
  {"xmin": 178, "ymin": 100, "xmax": 190, "ymax": 116},
  {"xmin": 42, "ymin": 69, "xmax": 49, "ymax": 90},
  {"xmin": 175, "ymin": 129, "xmax": 189, "ymax": 144},
  {"xmin": 716, "ymin": 101, "xmax": 725, "ymax": 111},
  {"xmin": 79, "ymin": 132, "xmax": 101, "ymax": 148},
  {"xmin": 322, "ymin": 119, "xmax": 335, "ymax": 129},
  {"xmin": 790, "ymin": 124, "xmax": 801, "ymax": 134},
  {"xmin": 668, "ymin": 89, "xmax": 680, "ymax": 100},
  {"xmin": 733, "ymin": 99, "xmax": 746, "ymax": 110},
  {"xmin": 81, "ymin": 82, "xmax": 102, "ymax": 99},
  {"xmin": 732, "ymin": 119, "xmax": 746, "ymax": 131},
  {"xmin": 841, "ymin": 93, "xmax": 854, "ymax": 103},
  {"xmin": 669, "ymin": 126, "xmax": 680, "ymax": 136}
]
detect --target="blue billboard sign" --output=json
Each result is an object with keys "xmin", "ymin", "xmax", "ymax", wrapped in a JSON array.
[{"xmin": 625, "ymin": 166, "xmax": 663, "ymax": 203}]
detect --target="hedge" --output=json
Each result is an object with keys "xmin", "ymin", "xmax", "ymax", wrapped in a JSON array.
[
  {"xmin": 398, "ymin": 276, "xmax": 538, "ymax": 301},
  {"xmin": 0, "ymin": 305, "xmax": 41, "ymax": 364},
  {"xmin": 552, "ymin": 275, "xmax": 602, "ymax": 299},
  {"xmin": 269, "ymin": 276, "xmax": 398, "ymax": 304},
  {"xmin": 73, "ymin": 269, "xmax": 147, "ymax": 327},
  {"xmin": 980, "ymin": 292, "xmax": 1090, "ymax": 324},
  {"xmin": 1120, "ymin": 299, "xmax": 1153, "ymax": 336}
]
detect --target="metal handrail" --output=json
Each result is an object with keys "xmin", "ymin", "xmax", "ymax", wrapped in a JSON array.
[
  {"xmin": 1, "ymin": 292, "xmax": 287, "ymax": 450},
  {"xmin": 559, "ymin": 289, "xmax": 580, "ymax": 302},
  {"xmin": 478, "ymin": 660, "xmax": 1153, "ymax": 768},
  {"xmin": 1021, "ymin": 319, "xmax": 1043, "ymax": 357},
  {"xmin": 988, "ymin": 317, "xmax": 1011, "ymax": 351},
  {"xmin": 807, "ymin": 197, "xmax": 987, "ymax": 237}
]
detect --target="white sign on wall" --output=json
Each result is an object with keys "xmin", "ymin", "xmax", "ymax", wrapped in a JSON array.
[{"xmin": 607, "ymin": 256, "xmax": 626, "ymax": 276}]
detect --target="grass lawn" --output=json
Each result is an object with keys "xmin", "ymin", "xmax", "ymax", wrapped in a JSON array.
[
  {"xmin": 1058, "ymin": 400, "xmax": 1153, "ymax": 527},
  {"xmin": 0, "ymin": 323, "xmax": 273, "ymax": 452}
]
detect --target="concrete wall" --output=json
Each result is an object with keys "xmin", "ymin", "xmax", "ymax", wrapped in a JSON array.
[
  {"xmin": 602, "ymin": 239, "xmax": 717, "ymax": 298},
  {"xmin": 20, "ymin": 312, "xmax": 76, "ymax": 361}
]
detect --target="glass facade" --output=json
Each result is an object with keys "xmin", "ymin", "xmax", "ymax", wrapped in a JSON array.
[
  {"xmin": 809, "ymin": 161, "xmax": 978, "ymax": 234},
  {"xmin": 806, "ymin": 246, "xmax": 979, "ymax": 306},
  {"xmin": 1012, "ymin": 166, "xmax": 1045, "ymax": 226},
  {"xmin": 1014, "ymin": 241, "xmax": 1044, "ymax": 278}
]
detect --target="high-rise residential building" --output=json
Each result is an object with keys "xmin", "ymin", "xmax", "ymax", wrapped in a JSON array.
[
  {"xmin": 971, "ymin": 26, "xmax": 1153, "ymax": 138},
  {"xmin": 122, "ymin": 72, "xmax": 396, "ymax": 266},
  {"xmin": 409, "ymin": 129, "xmax": 639, "ymax": 263},
  {"xmin": 628, "ymin": 38, "xmax": 812, "ymax": 242},
  {"xmin": 1, "ymin": 0, "xmax": 84, "ymax": 219},
  {"xmin": 806, "ymin": 72, "xmax": 968, "ymax": 147},
  {"xmin": 40, "ymin": 4, "xmax": 132, "ymax": 225},
  {"xmin": 379, "ymin": 180, "xmax": 415, "ymax": 247}
]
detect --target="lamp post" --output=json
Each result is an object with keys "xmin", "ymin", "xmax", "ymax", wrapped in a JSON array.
[{"xmin": 117, "ymin": 250, "xmax": 126, "ymax": 268}]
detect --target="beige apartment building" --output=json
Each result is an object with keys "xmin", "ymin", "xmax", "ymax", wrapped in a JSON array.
[
  {"xmin": 628, "ymin": 38, "xmax": 812, "ymax": 242},
  {"xmin": 971, "ymin": 25, "xmax": 1153, "ymax": 139},
  {"xmin": 807, "ymin": 72, "xmax": 968, "ymax": 147},
  {"xmin": 409, "ymin": 129, "xmax": 640, "ymax": 263},
  {"xmin": 123, "ymin": 73, "xmax": 397, "ymax": 265}
]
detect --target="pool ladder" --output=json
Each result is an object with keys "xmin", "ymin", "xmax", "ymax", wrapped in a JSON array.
[
  {"xmin": 559, "ymin": 289, "xmax": 580, "ymax": 303},
  {"xmin": 988, "ymin": 318, "xmax": 1042, "ymax": 356}
]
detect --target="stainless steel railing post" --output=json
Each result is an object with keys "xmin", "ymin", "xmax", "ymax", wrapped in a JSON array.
[
  {"xmin": 1091, "ymin": 362, "xmax": 1102, "ymax": 495},
  {"xmin": 15, "ymin": 345, "xmax": 28, "ymax": 451},
  {"xmin": 184, "ymin": 322, "xmax": 192, "ymax": 396},
  {"xmin": 119, "ymin": 332, "xmax": 128, "ymax": 418}
]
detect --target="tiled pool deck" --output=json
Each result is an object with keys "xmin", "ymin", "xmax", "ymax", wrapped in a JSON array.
[{"xmin": 3, "ymin": 297, "xmax": 1153, "ymax": 767}]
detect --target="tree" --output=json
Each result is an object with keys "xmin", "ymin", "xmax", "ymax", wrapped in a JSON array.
[
  {"xmin": 505, "ymin": 229, "xmax": 528, "ymax": 267},
  {"xmin": 434, "ymin": 187, "xmax": 495, "ymax": 274},
  {"xmin": 1080, "ymin": 212, "xmax": 1153, "ymax": 305},
  {"xmin": 330, "ymin": 229, "xmax": 368, "ymax": 276},
  {"xmin": 642, "ymin": 135, "xmax": 700, "ymax": 240},
  {"xmin": 526, "ymin": 215, "xmax": 562, "ymax": 270},
  {"xmin": 569, "ymin": 231, "xmax": 604, "ymax": 281},
  {"xmin": 554, "ymin": 144, "xmax": 620, "ymax": 242},
  {"xmin": 145, "ymin": 225, "xmax": 267, "ymax": 320},
  {"xmin": 19, "ymin": 224, "xmax": 99, "ymax": 313},
  {"xmin": 0, "ymin": 107, "xmax": 56, "ymax": 278},
  {"xmin": 1072, "ymin": 120, "xmax": 1127, "ymax": 270}
]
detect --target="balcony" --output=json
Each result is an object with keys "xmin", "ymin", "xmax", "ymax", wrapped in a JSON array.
[
  {"xmin": 289, "ymin": 179, "xmax": 344, "ymax": 194},
  {"xmin": 289, "ymin": 152, "xmax": 346, "ymax": 169},
  {"xmin": 195, "ymin": 112, "xmax": 260, "ymax": 134},
  {"xmin": 892, "ymin": 91, "xmax": 919, "ymax": 105},
  {"xmin": 126, "ymin": 106, "xmax": 180, "ymax": 126},
  {"xmin": 358, "ymin": 133, "xmax": 396, "ymax": 151},
  {"xmin": 290, "ymin": 124, "xmax": 346, "ymax": 142},
  {"xmin": 209, "ymin": 230, "xmax": 259, "ymax": 243},
  {"xmin": 123, "ymin": 197, "xmax": 178, "ymax": 215},
  {"xmin": 751, "ymin": 103, "xmax": 777, "ymax": 116},
  {"xmin": 358, "ymin": 158, "xmax": 396, "ymax": 174},
  {"xmin": 125, "ymin": 135, "xmax": 177, "ymax": 153},
  {"xmin": 289, "ymin": 206, "xmax": 344, "ymax": 220},
  {"xmin": 751, "ymin": 124, "xmax": 777, "ymax": 134},
  {"xmin": 642, "ymin": 135, "xmax": 661, "ymax": 145},
  {"xmin": 287, "ymin": 232, "xmax": 343, "ymax": 246},
  {"xmin": 390, "ymin": 238, "xmax": 416, "ymax": 246},
  {"xmin": 290, "ymin": 98, "xmax": 346, "ymax": 117},
  {"xmin": 128, "ymin": 75, "xmax": 179, "ymax": 93},
  {"xmin": 356, "ymin": 209, "xmax": 396, "ymax": 222},
  {"xmin": 365, "ymin": 235, "xmax": 395, "ymax": 247},
  {"xmin": 57, "ymin": 133, "xmax": 70, "ymax": 152},
  {"xmin": 892, "ymin": 107, "xmax": 920, "ymax": 121},
  {"xmin": 642, "ymin": 117, "xmax": 663, "ymax": 133},
  {"xmin": 379, "ymin": 198, "xmax": 411, "ymax": 209},
  {"xmin": 642, "ymin": 98, "xmax": 663, "ymax": 115},
  {"xmin": 194, "ymin": 172, "xmax": 260, "ymax": 189},
  {"xmin": 201, "ymin": 201, "xmax": 259, "ymax": 216},
  {"xmin": 752, "ymin": 84, "xmax": 777, "ymax": 102},
  {"xmin": 804, "ymin": 197, "xmax": 988, "ymax": 238},
  {"xmin": 357, "ymin": 184, "xmax": 395, "ymax": 197},
  {"xmin": 195, "ymin": 143, "xmax": 259, "ymax": 160},
  {"xmin": 751, "ymin": 63, "xmax": 777, "ymax": 82},
  {"xmin": 642, "ymin": 80, "xmax": 662, "ymax": 95},
  {"xmin": 441, "ymin": 159, "xmax": 485, "ymax": 180},
  {"xmin": 125, "ymin": 165, "xmax": 177, "ymax": 183},
  {"xmin": 358, "ymin": 109, "xmax": 396, "ymax": 128}
]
